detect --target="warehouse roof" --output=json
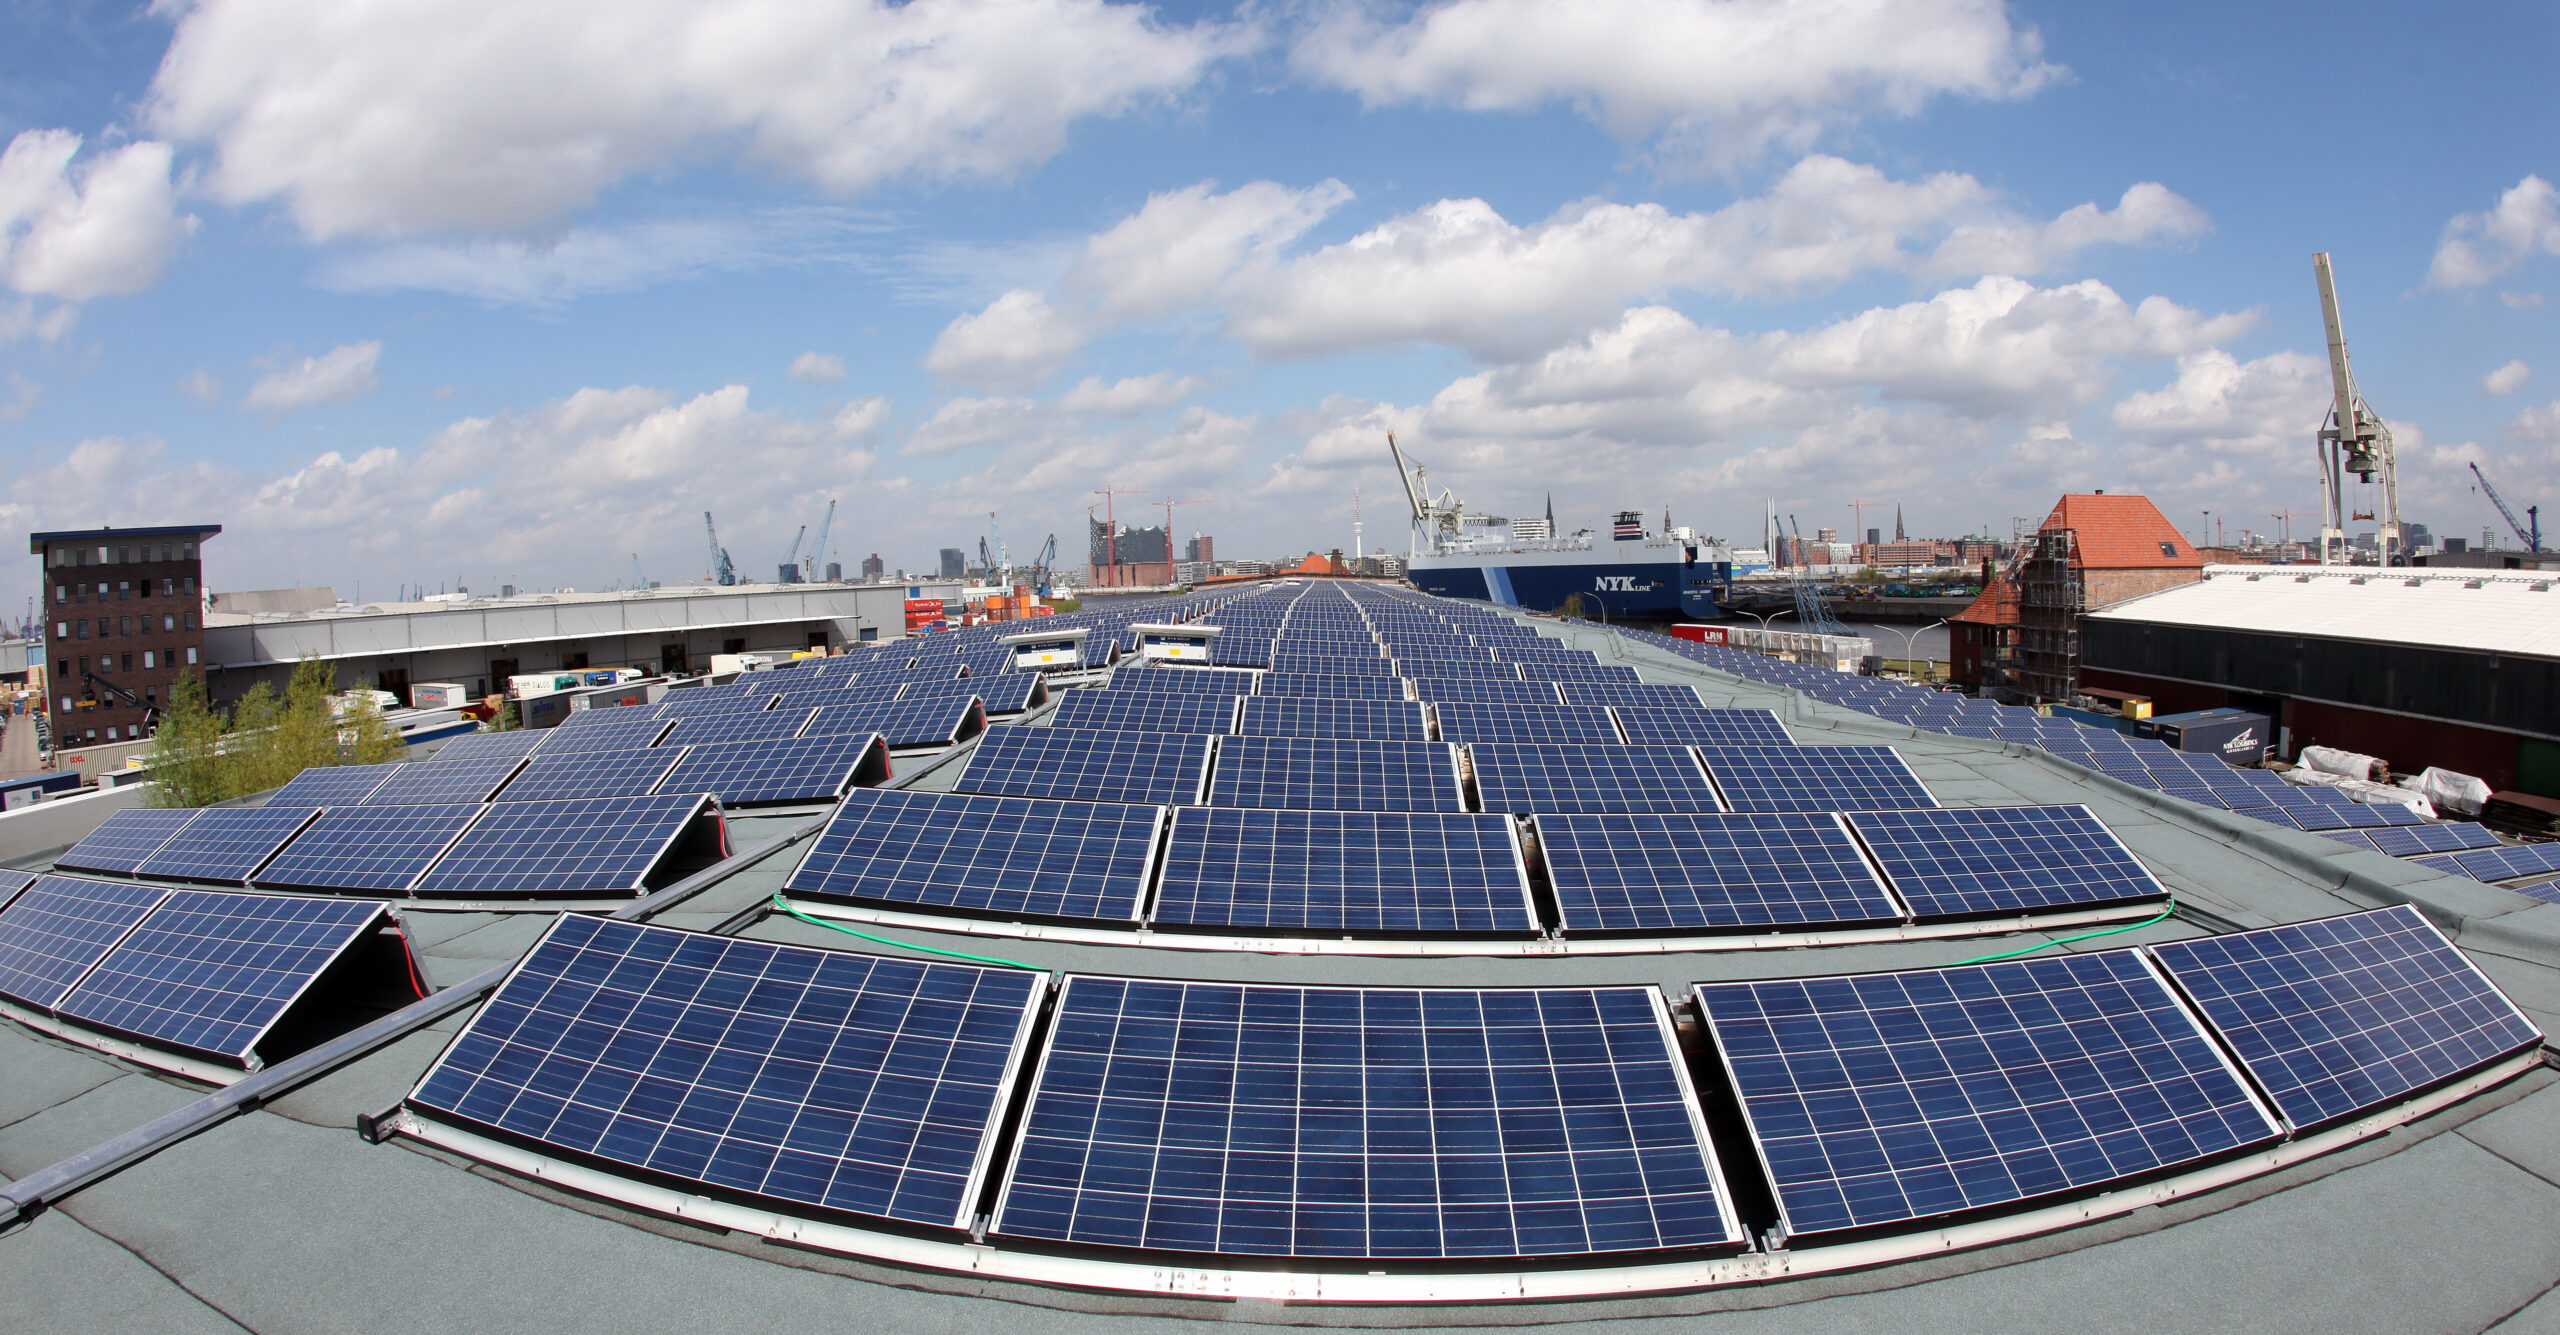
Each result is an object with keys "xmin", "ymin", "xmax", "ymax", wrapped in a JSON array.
[{"xmin": 2088, "ymin": 564, "xmax": 2560, "ymax": 659}]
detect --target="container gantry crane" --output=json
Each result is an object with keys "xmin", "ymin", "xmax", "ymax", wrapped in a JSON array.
[
  {"xmin": 702, "ymin": 512, "xmax": 737, "ymax": 586},
  {"xmin": 2313, "ymin": 253, "xmax": 2403, "ymax": 566},
  {"xmin": 805, "ymin": 498, "xmax": 836, "ymax": 582}
]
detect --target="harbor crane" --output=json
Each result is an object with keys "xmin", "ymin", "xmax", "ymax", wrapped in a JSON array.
[
  {"xmin": 1025, "ymin": 534, "xmax": 1057, "ymax": 593},
  {"xmin": 702, "ymin": 512, "xmax": 737, "ymax": 586},
  {"xmin": 2312, "ymin": 253, "xmax": 2403, "ymax": 566},
  {"xmin": 804, "ymin": 498, "xmax": 836, "ymax": 582},
  {"xmin": 2470, "ymin": 462, "xmax": 2543, "ymax": 552},
  {"xmin": 1385, "ymin": 433, "xmax": 1481, "ymax": 555},
  {"xmin": 986, "ymin": 510, "xmax": 1010, "ymax": 586},
  {"xmin": 780, "ymin": 524, "xmax": 806, "ymax": 583}
]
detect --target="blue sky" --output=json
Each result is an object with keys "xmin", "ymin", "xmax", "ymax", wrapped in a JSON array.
[{"xmin": 0, "ymin": 0, "xmax": 2553, "ymax": 603}]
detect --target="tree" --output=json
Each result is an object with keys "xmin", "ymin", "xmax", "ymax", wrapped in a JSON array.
[{"xmin": 141, "ymin": 671, "xmax": 227, "ymax": 808}]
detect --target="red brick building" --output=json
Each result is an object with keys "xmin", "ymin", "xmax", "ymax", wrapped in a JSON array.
[
  {"xmin": 1956, "ymin": 494, "xmax": 2202, "ymax": 702},
  {"xmin": 35, "ymin": 524, "xmax": 221, "ymax": 744}
]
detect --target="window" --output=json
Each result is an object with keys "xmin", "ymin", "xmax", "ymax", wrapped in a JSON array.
[
  {"xmin": 96, "ymin": 582, "xmax": 108, "ymax": 598},
  {"xmin": 159, "ymin": 544, "xmax": 172, "ymax": 561},
  {"xmin": 119, "ymin": 546, "xmax": 132, "ymax": 563},
  {"xmin": 143, "ymin": 650, "xmax": 155, "ymax": 669},
  {"xmin": 53, "ymin": 623, "xmax": 66, "ymax": 639},
  {"xmin": 57, "ymin": 697, "xmax": 69, "ymax": 714},
  {"xmin": 74, "ymin": 548, "xmax": 86, "ymax": 566},
  {"xmin": 181, "ymin": 542, "xmax": 195, "ymax": 560},
  {"xmin": 48, "ymin": 548, "xmax": 63, "ymax": 567},
  {"xmin": 75, "ymin": 621, "xmax": 88, "ymax": 640},
  {"xmin": 2159, "ymin": 542, "xmax": 2178, "ymax": 557},
  {"xmin": 53, "ymin": 585, "xmax": 64, "ymax": 604},
  {"xmin": 54, "ymin": 658, "xmax": 67, "ymax": 678},
  {"xmin": 120, "ymin": 652, "xmax": 133, "ymax": 672},
  {"xmin": 117, "ymin": 581, "xmax": 130, "ymax": 600},
  {"xmin": 78, "ymin": 655, "xmax": 88, "ymax": 675},
  {"xmin": 160, "ymin": 578, "xmax": 174, "ymax": 596},
  {"xmin": 119, "ymin": 617, "xmax": 133, "ymax": 635},
  {"xmin": 185, "ymin": 647, "xmax": 198, "ymax": 665},
  {"xmin": 83, "ymin": 728, "xmax": 95, "ymax": 741},
  {"xmin": 96, "ymin": 546, "xmax": 107, "ymax": 564},
  {"xmin": 183, "ymin": 576, "xmax": 196, "ymax": 594},
  {"xmin": 183, "ymin": 612, "xmax": 197, "ymax": 630},
  {"xmin": 73, "ymin": 585, "xmax": 86, "ymax": 604},
  {"xmin": 162, "ymin": 614, "xmax": 175, "ymax": 632}
]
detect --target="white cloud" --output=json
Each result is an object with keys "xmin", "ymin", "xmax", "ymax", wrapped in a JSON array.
[
  {"xmin": 0, "ymin": 298, "xmax": 78, "ymax": 345},
  {"xmin": 2110, "ymin": 348, "xmax": 2328, "ymax": 458},
  {"xmin": 789, "ymin": 351, "xmax": 848, "ymax": 384},
  {"xmin": 923, "ymin": 289, "xmax": 1086, "ymax": 389},
  {"xmin": 149, "ymin": 0, "xmax": 1238, "ymax": 240},
  {"xmin": 0, "ymin": 130, "xmax": 194, "ymax": 300},
  {"xmin": 2427, "ymin": 175, "xmax": 2560, "ymax": 289},
  {"xmin": 317, "ymin": 209, "xmax": 876, "ymax": 304},
  {"xmin": 1069, "ymin": 179, "xmax": 1352, "ymax": 318},
  {"xmin": 1058, "ymin": 372, "xmax": 1203, "ymax": 416},
  {"xmin": 2506, "ymin": 401, "xmax": 2560, "ymax": 447},
  {"xmin": 905, "ymin": 395, "xmax": 1044, "ymax": 456},
  {"xmin": 2483, "ymin": 359, "xmax": 2532, "ymax": 396},
  {"xmin": 0, "ymin": 370, "xmax": 38, "ymax": 422},
  {"xmin": 2503, "ymin": 291, "xmax": 2545, "ymax": 309},
  {"xmin": 243, "ymin": 341, "xmax": 383, "ymax": 412},
  {"xmin": 1293, "ymin": 0, "xmax": 2056, "ymax": 164},
  {"xmin": 176, "ymin": 369, "xmax": 226, "ymax": 406}
]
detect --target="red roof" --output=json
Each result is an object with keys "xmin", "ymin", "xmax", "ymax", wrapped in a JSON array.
[
  {"xmin": 2040, "ymin": 493, "xmax": 2204, "ymax": 570},
  {"xmin": 1950, "ymin": 573, "xmax": 2020, "ymax": 627}
]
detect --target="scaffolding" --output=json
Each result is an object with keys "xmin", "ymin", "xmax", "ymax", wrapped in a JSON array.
[{"xmin": 2012, "ymin": 528, "xmax": 2084, "ymax": 703}]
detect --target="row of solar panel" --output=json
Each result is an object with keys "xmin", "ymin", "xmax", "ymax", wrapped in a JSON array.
[
  {"xmin": 780, "ymin": 787, "xmax": 2161, "ymax": 935},
  {"xmin": 399, "ymin": 903, "xmax": 2537, "ymax": 1263},
  {"xmin": 425, "ymin": 693, "xmax": 988, "ymax": 761},
  {"xmin": 1111, "ymin": 670, "xmax": 1711, "ymax": 711},
  {"xmin": 56, "ymin": 793, "xmax": 720, "ymax": 898},
  {"xmin": 258, "ymin": 730, "xmax": 894, "ymax": 811},
  {"xmin": 0, "ymin": 872, "xmax": 398, "ymax": 1069},
  {"xmin": 1054, "ymin": 693, "xmax": 1789, "ymax": 744}
]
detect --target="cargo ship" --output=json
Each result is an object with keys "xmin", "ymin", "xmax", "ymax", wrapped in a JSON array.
[{"xmin": 1385, "ymin": 435, "xmax": 1741, "ymax": 618}]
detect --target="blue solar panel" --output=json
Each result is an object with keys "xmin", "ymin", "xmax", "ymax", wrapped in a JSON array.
[
  {"xmin": 1538, "ymin": 812, "xmax": 1900, "ymax": 932},
  {"xmin": 50, "ymin": 889, "xmax": 389, "ymax": 1066},
  {"xmin": 2278, "ymin": 802, "xmax": 2411, "ymax": 832},
  {"xmin": 1204, "ymin": 736, "xmax": 1466, "ymax": 813},
  {"xmin": 2414, "ymin": 844, "xmax": 2560, "ymax": 884},
  {"xmin": 1048, "ymin": 691, "xmax": 1238, "ymax": 736},
  {"xmin": 803, "ymin": 696, "xmax": 987, "ymax": 750},
  {"xmin": 0, "ymin": 875, "xmax": 171, "ymax": 1009},
  {"xmin": 652, "ymin": 689, "xmax": 784, "ymax": 719},
  {"xmin": 265, "ymin": 763, "xmax": 402, "ymax": 807},
  {"xmin": 1697, "ymin": 744, "xmax": 1937, "ymax": 813},
  {"xmin": 993, "ymin": 978, "xmax": 1739, "ymax": 1258},
  {"xmin": 0, "ymin": 870, "xmax": 34, "ymax": 913},
  {"xmin": 1609, "ymin": 706, "xmax": 1794, "ymax": 747},
  {"xmin": 652, "ymin": 733, "xmax": 887, "ymax": 807},
  {"xmin": 787, "ymin": 788, "xmax": 1162, "ymax": 921},
  {"xmin": 1255, "ymin": 673, "xmax": 1409, "ymax": 700},
  {"xmin": 494, "ymin": 746, "xmax": 686, "ymax": 803},
  {"xmin": 254, "ymin": 803, "xmax": 487, "ymax": 894},
  {"xmin": 1235, "ymin": 697, "xmax": 1430, "ymax": 742},
  {"xmin": 132, "ymin": 806, "xmax": 322, "ymax": 884},
  {"xmin": 1408, "ymin": 677, "xmax": 1557, "ymax": 705},
  {"xmin": 424, "ymin": 729, "xmax": 551, "ymax": 763},
  {"xmin": 1845, "ymin": 805, "xmax": 2165, "ymax": 918},
  {"xmin": 54, "ymin": 807, "xmax": 198, "ymax": 876},
  {"xmin": 1432, "ymin": 701, "xmax": 1621, "ymax": 746},
  {"xmin": 2151, "ymin": 905, "xmax": 2541, "ymax": 1130},
  {"xmin": 1107, "ymin": 667, "xmax": 1257, "ymax": 695},
  {"xmin": 1696, "ymin": 952, "xmax": 2280, "ymax": 1240},
  {"xmin": 539, "ymin": 713, "xmax": 677, "ymax": 755},
  {"xmin": 654, "ymin": 708, "xmax": 818, "ymax": 749},
  {"xmin": 904, "ymin": 673, "xmax": 1045, "ymax": 714},
  {"xmin": 362, "ymin": 754, "xmax": 529, "ymax": 805},
  {"xmin": 411, "ymin": 794, "xmax": 713, "ymax": 898},
  {"xmin": 1469, "ymin": 744, "xmax": 1725, "ymax": 815},
  {"xmin": 408, "ymin": 915, "xmax": 1043, "ymax": 1231},
  {"xmin": 1265, "ymin": 652, "xmax": 1397, "ymax": 677},
  {"xmin": 1153, "ymin": 808, "xmax": 1534, "ymax": 934},
  {"xmin": 1516, "ymin": 663, "xmax": 1643, "ymax": 684},
  {"xmin": 2363, "ymin": 823, "xmax": 2504, "ymax": 857},
  {"xmin": 955, "ymin": 726, "xmax": 1210, "ymax": 806},
  {"xmin": 1554, "ymin": 682, "xmax": 1707, "ymax": 710},
  {"xmin": 1395, "ymin": 657, "xmax": 1522, "ymax": 680}
]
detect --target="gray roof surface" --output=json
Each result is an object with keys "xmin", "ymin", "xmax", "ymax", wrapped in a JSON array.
[{"xmin": 8, "ymin": 610, "xmax": 2560, "ymax": 1333}]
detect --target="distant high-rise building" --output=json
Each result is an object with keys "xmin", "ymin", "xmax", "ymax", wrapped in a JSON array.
[
  {"xmin": 938, "ymin": 548, "xmax": 965, "ymax": 578},
  {"xmin": 1816, "ymin": 527, "xmax": 1839, "ymax": 542},
  {"xmin": 860, "ymin": 553, "xmax": 884, "ymax": 579},
  {"xmin": 37, "ymin": 523, "xmax": 221, "ymax": 745},
  {"xmin": 1866, "ymin": 527, "xmax": 1881, "ymax": 547},
  {"xmin": 2405, "ymin": 522, "xmax": 2434, "ymax": 550},
  {"xmin": 1184, "ymin": 532, "xmax": 1216, "ymax": 564}
]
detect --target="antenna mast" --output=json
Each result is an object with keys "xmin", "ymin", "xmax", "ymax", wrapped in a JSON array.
[{"xmin": 2313, "ymin": 253, "xmax": 2401, "ymax": 566}]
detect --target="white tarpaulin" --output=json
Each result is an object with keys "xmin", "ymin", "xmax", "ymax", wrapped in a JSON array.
[
  {"xmin": 2408, "ymin": 767, "xmax": 2493, "ymax": 817},
  {"xmin": 2299, "ymin": 746, "xmax": 2382, "ymax": 781},
  {"xmin": 2335, "ymin": 778, "xmax": 2435, "ymax": 818}
]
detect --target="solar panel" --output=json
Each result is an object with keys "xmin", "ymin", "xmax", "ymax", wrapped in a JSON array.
[
  {"xmin": 54, "ymin": 807, "xmax": 202, "ymax": 876},
  {"xmin": 803, "ymin": 696, "xmax": 987, "ymax": 750},
  {"xmin": 904, "ymin": 672, "xmax": 1044, "ymax": 714},
  {"xmin": 50, "ymin": 889, "xmax": 390, "ymax": 1067},
  {"xmin": 132, "ymin": 805, "xmax": 322, "ymax": 884},
  {"xmin": 654, "ymin": 708, "xmax": 818, "ymax": 749},
  {"xmin": 1516, "ymin": 663, "xmax": 1643, "ymax": 684},
  {"xmin": 253, "ymin": 803, "xmax": 487, "ymax": 894},
  {"xmin": 652, "ymin": 689, "xmax": 784, "ymax": 719},
  {"xmin": 1554, "ymin": 682, "xmax": 1707, "ymax": 710},
  {"xmin": 1047, "ymin": 691, "xmax": 1239, "ymax": 736},
  {"xmin": 1408, "ymin": 677, "xmax": 1557, "ymax": 705},
  {"xmin": 1153, "ymin": 808, "xmax": 1534, "ymax": 934},
  {"xmin": 1609, "ymin": 706, "xmax": 1794, "ymax": 748},
  {"xmin": 1432, "ymin": 701, "xmax": 1622, "ymax": 746},
  {"xmin": 1469, "ymin": 744, "xmax": 1726, "ymax": 815},
  {"xmin": 788, "ymin": 788, "xmax": 1161, "ymax": 921},
  {"xmin": 652, "ymin": 732, "xmax": 888, "ymax": 807},
  {"xmin": 265, "ymin": 763, "xmax": 403, "ymax": 807},
  {"xmin": 1696, "ymin": 744, "xmax": 1938, "ymax": 813},
  {"xmin": 2414, "ymin": 844, "xmax": 2560, "ymax": 884},
  {"xmin": 492, "ymin": 746, "xmax": 686, "ymax": 804},
  {"xmin": 1537, "ymin": 812, "xmax": 1900, "ymax": 932},
  {"xmin": 407, "ymin": 915, "xmax": 1043, "ymax": 1232},
  {"xmin": 361, "ymin": 753, "xmax": 529, "ymax": 805},
  {"xmin": 1107, "ymin": 667, "xmax": 1257, "ymax": 696},
  {"xmin": 993, "ymin": 978, "xmax": 1739, "ymax": 1258},
  {"xmin": 1235, "ymin": 697, "xmax": 1430, "ymax": 742},
  {"xmin": 2364, "ymin": 823, "xmax": 2504, "ymax": 857},
  {"xmin": 424, "ymin": 729, "xmax": 551, "ymax": 763},
  {"xmin": 1845, "ymin": 805, "xmax": 2166, "ymax": 918},
  {"xmin": 0, "ymin": 870, "xmax": 35, "ymax": 913},
  {"xmin": 2150, "ymin": 905, "xmax": 2540, "ymax": 1131},
  {"xmin": 1696, "ymin": 952, "xmax": 2280, "ymax": 1241},
  {"xmin": 1264, "ymin": 652, "xmax": 1397, "ymax": 677},
  {"xmin": 538, "ymin": 713, "xmax": 677, "ymax": 755},
  {"xmin": 1203, "ymin": 736, "xmax": 1467, "ymax": 813},
  {"xmin": 955, "ymin": 726, "xmax": 1210, "ymax": 806},
  {"xmin": 0, "ymin": 875, "xmax": 171, "ymax": 1009},
  {"xmin": 1255, "ymin": 673, "xmax": 1410, "ymax": 700},
  {"xmin": 411, "ymin": 794, "xmax": 714, "ymax": 898}
]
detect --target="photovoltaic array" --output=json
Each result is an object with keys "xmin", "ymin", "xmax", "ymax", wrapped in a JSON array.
[
  {"xmin": 424, "ymin": 729, "xmax": 551, "ymax": 763},
  {"xmin": 131, "ymin": 806, "xmax": 322, "ymax": 884},
  {"xmin": 0, "ymin": 869, "xmax": 34, "ymax": 912},
  {"xmin": 494, "ymin": 747, "xmax": 687, "ymax": 803},
  {"xmin": 408, "ymin": 915, "xmax": 1043, "ymax": 1231},
  {"xmin": 1203, "ymin": 737, "xmax": 1466, "ymax": 813},
  {"xmin": 1235, "ymin": 697, "xmax": 1430, "ymax": 742},
  {"xmin": 1431, "ymin": 701, "xmax": 1622, "ymax": 746},
  {"xmin": 410, "ymin": 794, "xmax": 711, "ymax": 898},
  {"xmin": 653, "ymin": 733, "xmax": 886, "ymax": 807},
  {"xmin": 1696, "ymin": 745, "xmax": 1937, "ymax": 814},
  {"xmin": 0, "ymin": 875, "xmax": 172, "ymax": 1008},
  {"xmin": 364, "ymin": 754, "xmax": 528, "ymax": 805},
  {"xmin": 48, "ymin": 890, "xmax": 390, "ymax": 1066},
  {"xmin": 1048, "ymin": 691, "xmax": 1239, "ymax": 736},
  {"xmin": 994, "ymin": 978, "xmax": 1740, "ymax": 1258},
  {"xmin": 805, "ymin": 696, "xmax": 984, "ymax": 750},
  {"xmin": 1609, "ymin": 707, "xmax": 1794, "ymax": 748},
  {"xmin": 1469, "ymin": 744, "xmax": 1726, "ymax": 815},
  {"xmin": 2414, "ymin": 845, "xmax": 2560, "ymax": 885},
  {"xmin": 1152, "ymin": 808, "xmax": 1534, "ymax": 934},
  {"xmin": 253, "ymin": 803, "xmax": 487, "ymax": 894},
  {"xmin": 1409, "ymin": 678, "xmax": 1562, "ymax": 706},
  {"xmin": 955, "ymin": 727, "xmax": 1210, "ymax": 806},
  {"xmin": 788, "ymin": 788, "xmax": 1162, "ymax": 921},
  {"xmin": 538, "ymin": 713, "xmax": 677, "ymax": 755},
  {"xmin": 54, "ymin": 808, "xmax": 198, "ymax": 876},
  {"xmin": 1536, "ymin": 812, "xmax": 1900, "ymax": 932},
  {"xmin": 1844, "ymin": 806, "xmax": 2166, "ymax": 918},
  {"xmin": 264, "ymin": 763, "xmax": 402, "ymax": 808},
  {"xmin": 655, "ymin": 709, "xmax": 818, "ymax": 749}
]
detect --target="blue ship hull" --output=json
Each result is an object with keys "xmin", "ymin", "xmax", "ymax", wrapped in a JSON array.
[{"xmin": 1409, "ymin": 560, "xmax": 1735, "ymax": 619}]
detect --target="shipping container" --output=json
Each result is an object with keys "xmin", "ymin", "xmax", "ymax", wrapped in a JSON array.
[
  {"xmin": 2152, "ymin": 708, "xmax": 2274, "ymax": 765},
  {"xmin": 410, "ymin": 682, "xmax": 471, "ymax": 710}
]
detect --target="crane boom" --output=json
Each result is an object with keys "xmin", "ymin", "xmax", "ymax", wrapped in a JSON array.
[
  {"xmin": 2312, "ymin": 253, "xmax": 2402, "ymax": 566},
  {"xmin": 2471, "ymin": 462, "xmax": 2545, "ymax": 552},
  {"xmin": 807, "ymin": 498, "xmax": 836, "ymax": 581},
  {"xmin": 702, "ymin": 511, "xmax": 736, "ymax": 586}
]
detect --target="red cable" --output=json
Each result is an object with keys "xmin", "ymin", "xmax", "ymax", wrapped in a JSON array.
[{"xmin": 395, "ymin": 928, "xmax": 430, "ymax": 999}]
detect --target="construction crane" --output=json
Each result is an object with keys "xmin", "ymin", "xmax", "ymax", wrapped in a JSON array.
[
  {"xmin": 631, "ymin": 553, "xmax": 645, "ymax": 590},
  {"xmin": 2268, "ymin": 511, "xmax": 2316, "ymax": 552},
  {"xmin": 702, "ymin": 512, "xmax": 737, "ymax": 586},
  {"xmin": 1159, "ymin": 498, "xmax": 1211, "ymax": 567},
  {"xmin": 804, "ymin": 498, "xmax": 836, "ymax": 582},
  {"xmin": 1848, "ymin": 498, "xmax": 1892, "ymax": 546},
  {"xmin": 986, "ymin": 510, "xmax": 1010, "ymax": 586},
  {"xmin": 977, "ymin": 536, "xmax": 996, "ymax": 583},
  {"xmin": 779, "ymin": 524, "xmax": 806, "ymax": 583},
  {"xmin": 1026, "ymin": 533, "xmax": 1057, "ymax": 593},
  {"xmin": 1091, "ymin": 486, "xmax": 1146, "ymax": 576},
  {"xmin": 2313, "ymin": 253, "xmax": 2402, "ymax": 566},
  {"xmin": 2470, "ymin": 462, "xmax": 2544, "ymax": 552}
]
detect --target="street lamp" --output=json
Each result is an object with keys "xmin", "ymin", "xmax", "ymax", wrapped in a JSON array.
[
  {"xmin": 1885, "ymin": 618, "xmax": 1946, "ymax": 679},
  {"xmin": 1738, "ymin": 608, "xmax": 1788, "ymax": 657}
]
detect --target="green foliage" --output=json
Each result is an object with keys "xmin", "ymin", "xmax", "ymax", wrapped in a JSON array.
[
  {"xmin": 140, "ymin": 671, "xmax": 228, "ymax": 807},
  {"xmin": 494, "ymin": 696, "xmax": 522, "ymax": 731},
  {"xmin": 140, "ymin": 655, "xmax": 411, "ymax": 805},
  {"xmin": 1557, "ymin": 593, "xmax": 1589, "ymax": 620}
]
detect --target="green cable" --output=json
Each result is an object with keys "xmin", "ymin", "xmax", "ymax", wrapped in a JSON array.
[
  {"xmin": 770, "ymin": 894, "xmax": 1036, "ymax": 971},
  {"xmin": 1947, "ymin": 899, "xmax": 2178, "ymax": 967}
]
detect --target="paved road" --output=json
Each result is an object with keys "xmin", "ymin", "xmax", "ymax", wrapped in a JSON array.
[{"xmin": 0, "ymin": 708, "xmax": 47, "ymax": 782}]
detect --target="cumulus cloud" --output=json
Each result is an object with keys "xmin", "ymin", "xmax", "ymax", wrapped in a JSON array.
[
  {"xmin": 1058, "ymin": 372, "xmax": 1204, "ymax": 416},
  {"xmin": 2506, "ymin": 401, "xmax": 2560, "ymax": 447},
  {"xmin": 0, "ymin": 130, "xmax": 194, "ymax": 300},
  {"xmin": 789, "ymin": 351, "xmax": 848, "ymax": 384},
  {"xmin": 148, "ymin": 0, "xmax": 1238, "ymax": 240},
  {"xmin": 1293, "ymin": 0, "xmax": 2057, "ymax": 164},
  {"xmin": 1069, "ymin": 179, "xmax": 1353, "ymax": 318},
  {"xmin": 176, "ymin": 369, "xmax": 225, "ymax": 406},
  {"xmin": 923, "ymin": 289, "xmax": 1087, "ymax": 389},
  {"xmin": 2110, "ymin": 348, "xmax": 2328, "ymax": 458},
  {"xmin": 2427, "ymin": 176, "xmax": 2560, "ymax": 289},
  {"xmin": 904, "ymin": 395, "xmax": 1043, "ymax": 456},
  {"xmin": 243, "ymin": 341, "xmax": 383, "ymax": 413},
  {"xmin": 0, "ymin": 298, "xmax": 78, "ymax": 345},
  {"xmin": 2482, "ymin": 359, "xmax": 2532, "ymax": 396}
]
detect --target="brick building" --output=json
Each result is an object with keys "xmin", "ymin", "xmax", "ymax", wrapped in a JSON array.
[
  {"xmin": 1986, "ymin": 494, "xmax": 2203, "ymax": 703},
  {"xmin": 1948, "ymin": 571, "xmax": 2021, "ymax": 695},
  {"xmin": 34, "ymin": 524, "xmax": 220, "ymax": 744}
]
